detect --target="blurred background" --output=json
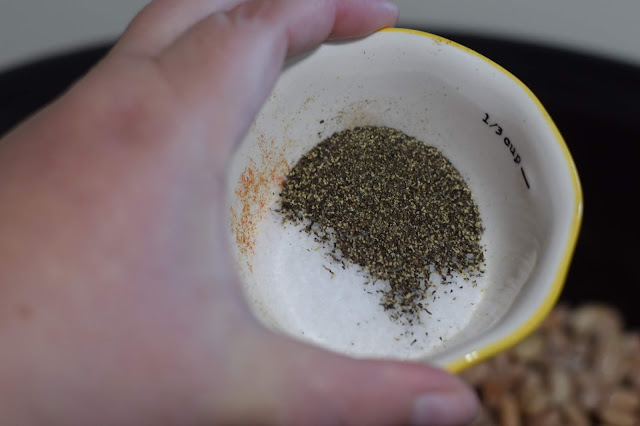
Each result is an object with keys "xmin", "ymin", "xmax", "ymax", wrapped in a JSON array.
[{"xmin": 2, "ymin": 0, "xmax": 640, "ymax": 68}]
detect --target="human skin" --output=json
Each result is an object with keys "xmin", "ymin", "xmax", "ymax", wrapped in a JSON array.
[{"xmin": 0, "ymin": 1, "xmax": 479, "ymax": 424}]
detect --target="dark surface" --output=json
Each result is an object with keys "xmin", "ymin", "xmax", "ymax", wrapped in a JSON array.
[
  {"xmin": 0, "ymin": 45, "xmax": 109, "ymax": 136},
  {"xmin": 1, "ymin": 34, "xmax": 639, "ymax": 324}
]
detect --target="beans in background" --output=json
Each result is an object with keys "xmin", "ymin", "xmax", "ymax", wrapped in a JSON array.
[{"xmin": 462, "ymin": 304, "xmax": 640, "ymax": 425}]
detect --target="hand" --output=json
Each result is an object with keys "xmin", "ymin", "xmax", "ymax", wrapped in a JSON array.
[{"xmin": 0, "ymin": 1, "xmax": 478, "ymax": 424}]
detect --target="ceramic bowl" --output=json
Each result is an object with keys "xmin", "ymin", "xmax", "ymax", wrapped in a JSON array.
[{"xmin": 226, "ymin": 28, "xmax": 583, "ymax": 372}]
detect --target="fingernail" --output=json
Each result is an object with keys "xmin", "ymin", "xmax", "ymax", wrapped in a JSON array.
[
  {"xmin": 368, "ymin": 0, "xmax": 398, "ymax": 13},
  {"xmin": 411, "ymin": 390, "xmax": 479, "ymax": 426},
  {"xmin": 378, "ymin": 0, "xmax": 399, "ymax": 14}
]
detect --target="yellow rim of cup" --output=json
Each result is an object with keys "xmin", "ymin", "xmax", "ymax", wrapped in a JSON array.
[{"xmin": 379, "ymin": 28, "xmax": 584, "ymax": 373}]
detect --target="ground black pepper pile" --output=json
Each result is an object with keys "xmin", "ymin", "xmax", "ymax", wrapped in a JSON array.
[{"xmin": 279, "ymin": 126, "xmax": 484, "ymax": 323}]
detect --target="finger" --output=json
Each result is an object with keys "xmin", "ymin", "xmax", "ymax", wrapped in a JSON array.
[
  {"xmin": 326, "ymin": 0, "xmax": 400, "ymax": 41},
  {"xmin": 221, "ymin": 334, "xmax": 479, "ymax": 425},
  {"xmin": 116, "ymin": 0, "xmax": 397, "ymax": 58},
  {"xmin": 292, "ymin": 355, "xmax": 480, "ymax": 426},
  {"xmin": 115, "ymin": 0, "xmax": 246, "ymax": 57},
  {"xmin": 155, "ymin": 0, "xmax": 398, "ymax": 164}
]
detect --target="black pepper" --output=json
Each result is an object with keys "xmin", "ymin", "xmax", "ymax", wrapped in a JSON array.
[{"xmin": 279, "ymin": 126, "xmax": 485, "ymax": 323}]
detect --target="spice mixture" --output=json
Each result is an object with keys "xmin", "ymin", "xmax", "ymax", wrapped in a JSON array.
[{"xmin": 279, "ymin": 126, "xmax": 484, "ymax": 323}]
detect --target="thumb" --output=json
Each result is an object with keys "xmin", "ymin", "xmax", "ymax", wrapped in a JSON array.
[
  {"xmin": 228, "ymin": 333, "xmax": 479, "ymax": 425},
  {"xmin": 288, "ymin": 351, "xmax": 479, "ymax": 425}
]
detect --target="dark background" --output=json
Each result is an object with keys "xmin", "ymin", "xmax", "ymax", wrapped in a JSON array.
[{"xmin": 1, "ymin": 32, "xmax": 639, "ymax": 325}]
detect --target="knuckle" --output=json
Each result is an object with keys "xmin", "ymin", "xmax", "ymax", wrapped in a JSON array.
[{"xmin": 77, "ymin": 59, "xmax": 184, "ymax": 147}]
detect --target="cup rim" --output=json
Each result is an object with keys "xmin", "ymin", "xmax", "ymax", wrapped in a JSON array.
[{"xmin": 378, "ymin": 28, "xmax": 583, "ymax": 371}]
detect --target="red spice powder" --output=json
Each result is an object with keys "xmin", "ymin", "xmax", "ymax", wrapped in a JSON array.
[{"xmin": 230, "ymin": 135, "xmax": 289, "ymax": 273}]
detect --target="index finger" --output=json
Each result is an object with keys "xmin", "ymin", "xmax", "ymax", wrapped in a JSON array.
[
  {"xmin": 117, "ymin": 0, "xmax": 396, "ymax": 58},
  {"xmin": 153, "ymin": 0, "xmax": 398, "ymax": 160}
]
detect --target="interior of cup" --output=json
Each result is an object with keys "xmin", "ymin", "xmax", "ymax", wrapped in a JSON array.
[{"xmin": 226, "ymin": 29, "xmax": 581, "ymax": 369}]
